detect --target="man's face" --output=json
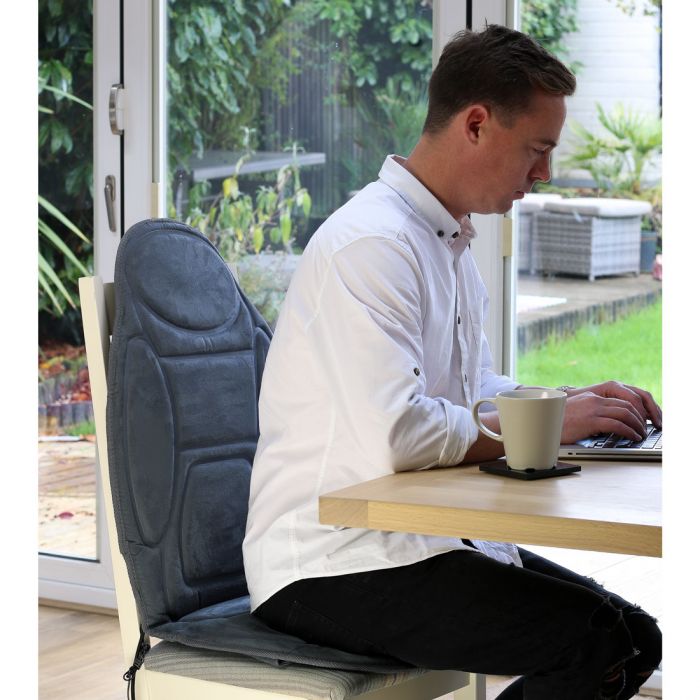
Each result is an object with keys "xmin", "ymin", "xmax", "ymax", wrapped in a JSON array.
[{"xmin": 470, "ymin": 90, "xmax": 567, "ymax": 215}]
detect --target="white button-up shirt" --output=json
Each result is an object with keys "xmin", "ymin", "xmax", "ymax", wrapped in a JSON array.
[{"xmin": 243, "ymin": 155, "xmax": 521, "ymax": 611}]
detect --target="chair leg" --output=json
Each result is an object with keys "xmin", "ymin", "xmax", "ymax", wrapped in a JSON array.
[{"xmin": 454, "ymin": 673, "xmax": 486, "ymax": 700}]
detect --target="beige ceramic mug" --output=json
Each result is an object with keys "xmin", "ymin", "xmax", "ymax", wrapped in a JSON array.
[{"xmin": 471, "ymin": 389, "xmax": 567, "ymax": 470}]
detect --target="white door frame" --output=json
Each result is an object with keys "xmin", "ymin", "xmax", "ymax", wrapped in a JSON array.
[{"xmin": 436, "ymin": 0, "xmax": 515, "ymax": 376}]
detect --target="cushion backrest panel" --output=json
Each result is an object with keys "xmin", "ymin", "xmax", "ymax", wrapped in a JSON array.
[{"xmin": 107, "ymin": 219, "xmax": 271, "ymax": 630}]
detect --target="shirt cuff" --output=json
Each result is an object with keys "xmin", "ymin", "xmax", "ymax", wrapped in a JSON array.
[{"xmin": 437, "ymin": 399, "xmax": 478, "ymax": 466}]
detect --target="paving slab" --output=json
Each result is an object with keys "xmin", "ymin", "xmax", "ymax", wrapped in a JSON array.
[{"xmin": 516, "ymin": 272, "xmax": 661, "ymax": 354}]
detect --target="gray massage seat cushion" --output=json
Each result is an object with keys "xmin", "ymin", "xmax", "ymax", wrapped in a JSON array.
[{"xmin": 107, "ymin": 219, "xmax": 412, "ymax": 672}]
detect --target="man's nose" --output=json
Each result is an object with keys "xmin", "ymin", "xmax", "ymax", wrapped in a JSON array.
[{"xmin": 531, "ymin": 153, "xmax": 552, "ymax": 183}]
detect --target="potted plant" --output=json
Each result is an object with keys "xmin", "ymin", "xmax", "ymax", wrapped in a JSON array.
[{"xmin": 563, "ymin": 102, "xmax": 662, "ymax": 273}]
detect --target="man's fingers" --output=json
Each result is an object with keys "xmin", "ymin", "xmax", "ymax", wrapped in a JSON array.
[
  {"xmin": 605, "ymin": 383, "xmax": 648, "ymax": 421},
  {"xmin": 600, "ymin": 405, "xmax": 646, "ymax": 437},
  {"xmin": 594, "ymin": 417, "xmax": 644, "ymax": 442},
  {"xmin": 601, "ymin": 397, "xmax": 645, "ymax": 431},
  {"xmin": 623, "ymin": 384, "xmax": 662, "ymax": 428}
]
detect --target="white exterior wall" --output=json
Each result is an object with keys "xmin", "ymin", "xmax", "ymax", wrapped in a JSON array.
[{"xmin": 552, "ymin": 0, "xmax": 661, "ymax": 183}]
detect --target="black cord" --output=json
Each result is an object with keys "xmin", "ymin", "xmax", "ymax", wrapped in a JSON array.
[{"xmin": 123, "ymin": 627, "xmax": 151, "ymax": 700}]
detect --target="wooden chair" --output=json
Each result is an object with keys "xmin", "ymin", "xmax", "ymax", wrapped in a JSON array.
[{"xmin": 79, "ymin": 272, "xmax": 483, "ymax": 700}]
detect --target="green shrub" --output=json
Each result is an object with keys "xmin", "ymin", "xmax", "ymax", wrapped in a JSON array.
[
  {"xmin": 520, "ymin": 0, "xmax": 581, "ymax": 71},
  {"xmin": 185, "ymin": 150, "xmax": 311, "ymax": 261}
]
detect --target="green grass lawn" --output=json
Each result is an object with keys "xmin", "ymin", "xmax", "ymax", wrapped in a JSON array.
[{"xmin": 516, "ymin": 300, "xmax": 662, "ymax": 405}]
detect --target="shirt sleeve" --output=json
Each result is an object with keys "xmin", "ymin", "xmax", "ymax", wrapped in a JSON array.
[
  {"xmin": 306, "ymin": 236, "xmax": 472, "ymax": 472},
  {"xmin": 477, "ymin": 287, "xmax": 519, "ymax": 400}
]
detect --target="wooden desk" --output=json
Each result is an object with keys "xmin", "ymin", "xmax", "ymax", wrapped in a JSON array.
[{"xmin": 319, "ymin": 460, "xmax": 661, "ymax": 557}]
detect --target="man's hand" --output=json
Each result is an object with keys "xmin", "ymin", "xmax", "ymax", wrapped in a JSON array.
[{"xmin": 561, "ymin": 381, "xmax": 662, "ymax": 444}]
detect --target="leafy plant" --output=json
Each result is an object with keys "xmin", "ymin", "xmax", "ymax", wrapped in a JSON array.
[
  {"xmin": 166, "ymin": 0, "xmax": 293, "ymax": 169},
  {"xmin": 39, "ymin": 0, "xmax": 94, "ymax": 341},
  {"xmin": 520, "ymin": 0, "xmax": 581, "ymax": 72},
  {"xmin": 38, "ymin": 2, "xmax": 93, "ymax": 221},
  {"xmin": 341, "ymin": 75, "xmax": 428, "ymax": 191},
  {"xmin": 63, "ymin": 420, "xmax": 97, "ymax": 437},
  {"xmin": 185, "ymin": 146, "xmax": 311, "ymax": 261},
  {"xmin": 563, "ymin": 103, "xmax": 661, "ymax": 196},
  {"xmin": 293, "ymin": 0, "xmax": 432, "ymax": 94},
  {"xmin": 609, "ymin": 0, "xmax": 661, "ymax": 17},
  {"xmin": 38, "ymin": 75, "xmax": 93, "ymax": 316},
  {"xmin": 39, "ymin": 195, "xmax": 91, "ymax": 314}
]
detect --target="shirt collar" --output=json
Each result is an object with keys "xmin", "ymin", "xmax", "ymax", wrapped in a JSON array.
[{"xmin": 378, "ymin": 155, "xmax": 466, "ymax": 246}]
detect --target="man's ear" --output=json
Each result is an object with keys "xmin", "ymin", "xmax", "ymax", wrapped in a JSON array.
[{"xmin": 461, "ymin": 104, "xmax": 491, "ymax": 145}]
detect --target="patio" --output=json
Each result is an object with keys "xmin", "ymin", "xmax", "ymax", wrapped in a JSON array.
[{"xmin": 517, "ymin": 271, "xmax": 661, "ymax": 353}]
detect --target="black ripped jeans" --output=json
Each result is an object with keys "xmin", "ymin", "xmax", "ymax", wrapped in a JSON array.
[{"xmin": 256, "ymin": 547, "xmax": 661, "ymax": 699}]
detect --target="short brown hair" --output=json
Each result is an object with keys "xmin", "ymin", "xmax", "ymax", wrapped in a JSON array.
[{"xmin": 423, "ymin": 25, "xmax": 576, "ymax": 133}]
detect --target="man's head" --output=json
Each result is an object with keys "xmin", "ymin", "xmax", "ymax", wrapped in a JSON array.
[
  {"xmin": 424, "ymin": 25, "xmax": 576, "ymax": 135},
  {"xmin": 408, "ymin": 25, "xmax": 576, "ymax": 217}
]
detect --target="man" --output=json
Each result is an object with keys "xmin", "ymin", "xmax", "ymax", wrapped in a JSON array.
[{"xmin": 243, "ymin": 25, "xmax": 661, "ymax": 699}]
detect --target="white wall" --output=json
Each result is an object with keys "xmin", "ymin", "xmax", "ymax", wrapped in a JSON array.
[{"xmin": 552, "ymin": 0, "xmax": 661, "ymax": 183}]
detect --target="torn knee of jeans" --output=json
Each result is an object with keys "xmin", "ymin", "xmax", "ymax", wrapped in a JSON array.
[
  {"xmin": 599, "ymin": 662, "xmax": 626, "ymax": 699},
  {"xmin": 589, "ymin": 597, "xmax": 623, "ymax": 632}
]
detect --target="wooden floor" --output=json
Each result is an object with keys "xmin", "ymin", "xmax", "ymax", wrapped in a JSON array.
[{"xmin": 39, "ymin": 546, "xmax": 661, "ymax": 700}]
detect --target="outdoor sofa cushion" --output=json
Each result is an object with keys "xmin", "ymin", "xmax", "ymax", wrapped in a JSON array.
[
  {"xmin": 519, "ymin": 192, "xmax": 563, "ymax": 213},
  {"xmin": 106, "ymin": 218, "xmax": 412, "ymax": 673},
  {"xmin": 542, "ymin": 197, "xmax": 652, "ymax": 218}
]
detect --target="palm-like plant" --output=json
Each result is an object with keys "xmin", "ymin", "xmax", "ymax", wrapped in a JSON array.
[
  {"xmin": 564, "ymin": 103, "xmax": 661, "ymax": 196},
  {"xmin": 38, "ymin": 78, "xmax": 93, "ymax": 314},
  {"xmin": 38, "ymin": 196, "xmax": 90, "ymax": 313}
]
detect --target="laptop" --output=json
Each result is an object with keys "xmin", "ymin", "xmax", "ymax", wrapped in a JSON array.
[{"xmin": 559, "ymin": 420, "xmax": 662, "ymax": 461}]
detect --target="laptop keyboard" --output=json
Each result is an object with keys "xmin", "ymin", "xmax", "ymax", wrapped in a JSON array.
[{"xmin": 593, "ymin": 424, "xmax": 662, "ymax": 450}]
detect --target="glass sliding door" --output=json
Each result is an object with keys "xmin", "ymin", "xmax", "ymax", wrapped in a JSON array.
[
  {"xmin": 509, "ymin": 3, "xmax": 662, "ymax": 692},
  {"xmin": 40, "ymin": 0, "xmax": 470, "ymax": 607},
  {"xmin": 38, "ymin": 0, "xmax": 121, "ymax": 607}
]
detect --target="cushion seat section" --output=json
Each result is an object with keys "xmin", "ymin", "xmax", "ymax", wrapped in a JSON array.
[{"xmin": 144, "ymin": 641, "xmax": 428, "ymax": 700}]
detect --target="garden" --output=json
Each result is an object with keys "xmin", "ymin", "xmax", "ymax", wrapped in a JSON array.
[{"xmin": 39, "ymin": 0, "xmax": 662, "ymax": 438}]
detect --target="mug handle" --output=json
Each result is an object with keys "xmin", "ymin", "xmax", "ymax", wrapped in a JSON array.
[{"xmin": 471, "ymin": 398, "xmax": 503, "ymax": 442}]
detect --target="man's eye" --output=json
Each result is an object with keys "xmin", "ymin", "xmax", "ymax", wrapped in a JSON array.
[{"xmin": 533, "ymin": 148, "xmax": 547, "ymax": 156}]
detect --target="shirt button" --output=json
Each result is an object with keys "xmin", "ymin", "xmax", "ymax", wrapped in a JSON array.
[
  {"xmin": 452, "ymin": 231, "xmax": 459, "ymax": 238},
  {"xmin": 457, "ymin": 316, "xmax": 461, "ymax": 324},
  {"xmin": 437, "ymin": 230, "xmax": 444, "ymax": 237},
  {"xmin": 413, "ymin": 367, "xmax": 420, "ymax": 376}
]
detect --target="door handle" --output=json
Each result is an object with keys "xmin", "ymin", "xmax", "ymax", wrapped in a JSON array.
[
  {"xmin": 109, "ymin": 83, "xmax": 124, "ymax": 135},
  {"xmin": 104, "ymin": 175, "xmax": 117, "ymax": 232}
]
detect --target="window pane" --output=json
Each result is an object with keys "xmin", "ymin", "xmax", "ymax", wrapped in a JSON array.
[
  {"xmin": 38, "ymin": 0, "xmax": 97, "ymax": 560},
  {"xmin": 515, "ymin": 1, "xmax": 662, "ymax": 403},
  {"xmin": 166, "ymin": 0, "xmax": 432, "ymax": 327}
]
